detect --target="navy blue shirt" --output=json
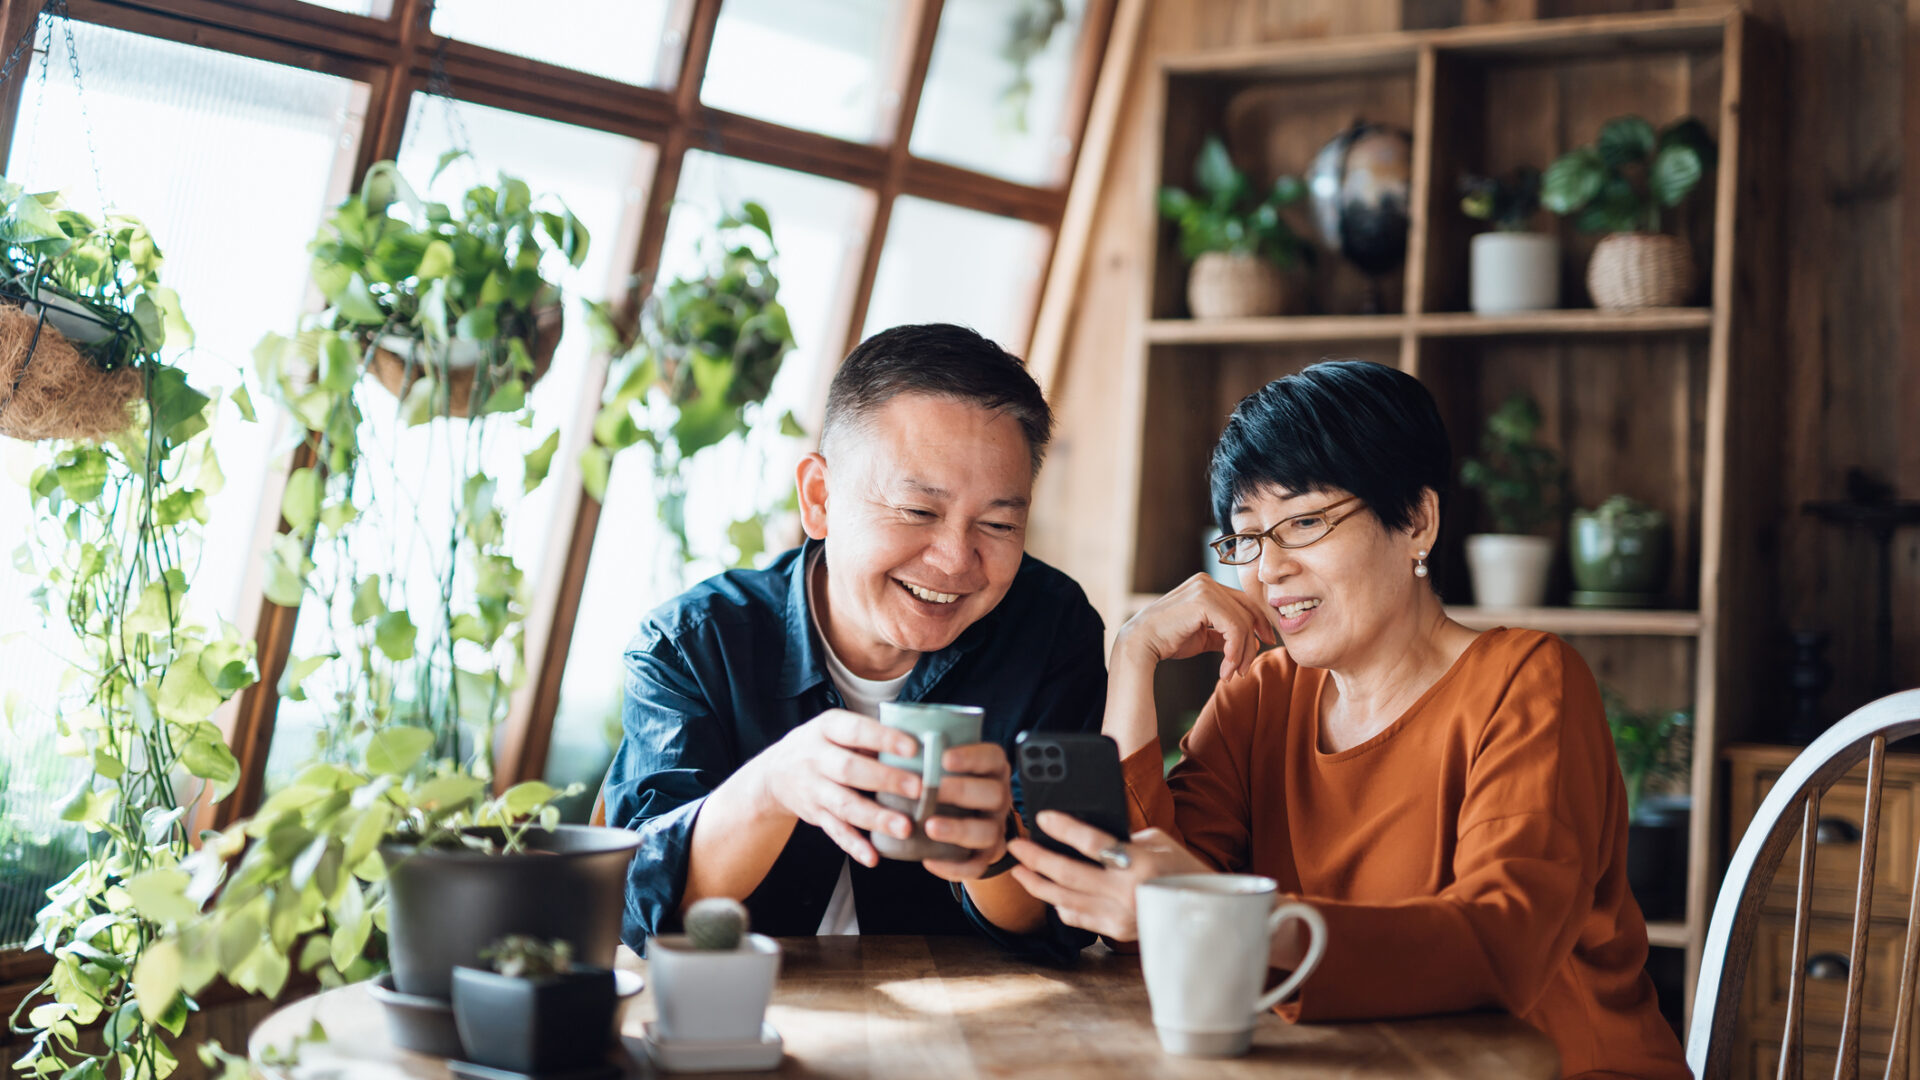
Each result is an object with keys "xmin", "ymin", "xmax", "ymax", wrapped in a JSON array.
[{"xmin": 609, "ymin": 539, "xmax": 1106, "ymax": 962}]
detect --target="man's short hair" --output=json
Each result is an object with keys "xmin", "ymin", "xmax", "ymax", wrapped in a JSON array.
[{"xmin": 819, "ymin": 324, "xmax": 1053, "ymax": 473}]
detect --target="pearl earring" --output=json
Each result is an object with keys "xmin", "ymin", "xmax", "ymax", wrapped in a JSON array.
[{"xmin": 1414, "ymin": 549, "xmax": 1429, "ymax": 578}]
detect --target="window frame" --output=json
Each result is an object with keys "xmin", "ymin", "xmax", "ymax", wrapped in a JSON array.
[{"xmin": 0, "ymin": 0, "xmax": 1117, "ymax": 976}]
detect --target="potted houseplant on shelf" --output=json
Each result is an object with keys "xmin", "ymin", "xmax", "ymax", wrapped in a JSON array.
[
  {"xmin": 1459, "ymin": 393, "xmax": 1567, "ymax": 608},
  {"xmin": 1459, "ymin": 166, "xmax": 1558, "ymax": 314},
  {"xmin": 452, "ymin": 936, "xmax": 622, "ymax": 1075},
  {"xmin": 1158, "ymin": 135, "xmax": 1310, "ymax": 319},
  {"xmin": 1541, "ymin": 114, "xmax": 1716, "ymax": 310},
  {"xmin": 1569, "ymin": 495, "xmax": 1670, "ymax": 608},
  {"xmin": 0, "ymin": 177, "xmax": 194, "ymax": 441},
  {"xmin": 1605, "ymin": 688, "xmax": 1692, "ymax": 922},
  {"xmin": 303, "ymin": 155, "xmax": 589, "ymax": 417},
  {"xmin": 582, "ymin": 201, "xmax": 801, "ymax": 579}
]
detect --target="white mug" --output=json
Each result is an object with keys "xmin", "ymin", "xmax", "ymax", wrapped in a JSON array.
[{"xmin": 1135, "ymin": 874, "xmax": 1328, "ymax": 1057}]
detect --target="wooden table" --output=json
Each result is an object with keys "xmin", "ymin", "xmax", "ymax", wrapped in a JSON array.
[{"xmin": 250, "ymin": 935, "xmax": 1559, "ymax": 1079}]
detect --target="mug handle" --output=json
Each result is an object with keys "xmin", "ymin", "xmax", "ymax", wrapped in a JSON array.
[
  {"xmin": 914, "ymin": 730, "xmax": 946, "ymax": 821},
  {"xmin": 1253, "ymin": 901, "xmax": 1328, "ymax": 1012}
]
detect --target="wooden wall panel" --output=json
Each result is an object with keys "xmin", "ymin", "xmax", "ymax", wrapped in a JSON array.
[{"xmin": 1031, "ymin": 0, "xmax": 1920, "ymax": 733}]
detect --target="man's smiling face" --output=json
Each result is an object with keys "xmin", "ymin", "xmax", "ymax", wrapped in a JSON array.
[{"xmin": 798, "ymin": 392, "xmax": 1033, "ymax": 680}]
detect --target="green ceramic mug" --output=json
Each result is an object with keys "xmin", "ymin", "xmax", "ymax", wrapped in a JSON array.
[{"xmin": 873, "ymin": 702, "xmax": 986, "ymax": 862}]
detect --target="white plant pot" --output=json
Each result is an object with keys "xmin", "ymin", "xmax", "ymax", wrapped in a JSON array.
[
  {"xmin": 24, "ymin": 292, "xmax": 117, "ymax": 345},
  {"xmin": 376, "ymin": 332, "xmax": 489, "ymax": 368},
  {"xmin": 1465, "ymin": 534, "xmax": 1553, "ymax": 608},
  {"xmin": 1470, "ymin": 232, "xmax": 1559, "ymax": 314},
  {"xmin": 648, "ymin": 933, "xmax": 781, "ymax": 1042}
]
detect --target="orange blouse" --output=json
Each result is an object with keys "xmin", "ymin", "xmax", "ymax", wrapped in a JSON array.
[{"xmin": 1121, "ymin": 627, "xmax": 1688, "ymax": 1080}]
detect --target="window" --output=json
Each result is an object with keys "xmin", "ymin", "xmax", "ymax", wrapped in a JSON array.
[
  {"xmin": 430, "ymin": 0, "xmax": 680, "ymax": 89},
  {"xmin": 701, "ymin": 0, "xmax": 906, "ymax": 142},
  {"xmin": 912, "ymin": 0, "xmax": 1093, "ymax": 185},
  {"xmin": 545, "ymin": 151, "xmax": 868, "ymax": 811},
  {"xmin": 863, "ymin": 197, "xmax": 1052, "ymax": 354},
  {"xmin": 0, "ymin": 19, "xmax": 367, "ymax": 946}
]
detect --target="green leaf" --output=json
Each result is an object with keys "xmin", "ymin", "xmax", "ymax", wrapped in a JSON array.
[
  {"xmin": 778, "ymin": 410, "xmax": 806, "ymax": 438},
  {"xmin": 278, "ymin": 654, "xmax": 329, "ymax": 701},
  {"xmin": 415, "ymin": 238, "xmax": 454, "ymax": 281},
  {"xmin": 125, "ymin": 572, "xmax": 187, "ymax": 635},
  {"xmin": 351, "ymin": 576, "xmax": 387, "ymax": 625},
  {"xmin": 456, "ymin": 303, "xmax": 498, "ymax": 341},
  {"xmin": 59, "ymin": 781, "xmax": 115, "ymax": 827},
  {"xmin": 157, "ymin": 659, "xmax": 223, "ymax": 724},
  {"xmin": 92, "ymin": 749, "xmax": 125, "ymax": 780},
  {"xmin": 366, "ymin": 726, "xmax": 433, "ymax": 776},
  {"xmin": 264, "ymin": 534, "xmax": 315, "ymax": 606},
  {"xmin": 578, "ymin": 446, "xmax": 611, "ymax": 501},
  {"xmin": 1193, "ymin": 136, "xmax": 1241, "ymax": 203},
  {"xmin": 282, "ymin": 467, "xmax": 322, "ymax": 535},
  {"xmin": 399, "ymin": 373, "xmax": 438, "ymax": 426},
  {"xmin": 523, "ymin": 429, "xmax": 560, "ymax": 493},
  {"xmin": 739, "ymin": 201, "xmax": 772, "ymax": 240},
  {"xmin": 497, "ymin": 780, "xmax": 560, "ymax": 819},
  {"xmin": 431, "ymin": 148, "xmax": 470, "ymax": 185},
  {"xmin": 149, "ymin": 364, "xmax": 212, "ymax": 448},
  {"xmin": 374, "ymin": 610, "xmax": 415, "ymax": 661},
  {"xmin": 727, "ymin": 516, "xmax": 765, "ymax": 569},
  {"xmin": 318, "ymin": 333, "xmax": 358, "ymax": 392},
  {"xmin": 1541, "ymin": 147, "xmax": 1605, "ymax": 215},
  {"xmin": 1650, "ymin": 144, "xmax": 1703, "ymax": 208},
  {"xmin": 1596, "ymin": 115, "xmax": 1657, "ymax": 167},
  {"xmin": 230, "ymin": 384, "xmax": 257, "ymax": 422},
  {"xmin": 480, "ymin": 378, "xmax": 525, "ymax": 415},
  {"xmin": 126, "ymin": 871, "xmax": 199, "ymax": 926},
  {"xmin": 132, "ymin": 941, "xmax": 184, "ymax": 1024},
  {"xmin": 335, "ymin": 273, "xmax": 387, "ymax": 325},
  {"xmin": 179, "ymin": 722, "xmax": 241, "ymax": 800},
  {"xmin": 1659, "ymin": 116, "xmax": 1717, "ymax": 171},
  {"xmin": 53, "ymin": 448, "xmax": 108, "ymax": 503},
  {"xmin": 412, "ymin": 774, "xmax": 486, "ymax": 815}
]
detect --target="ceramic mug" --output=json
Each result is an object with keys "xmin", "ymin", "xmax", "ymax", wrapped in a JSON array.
[
  {"xmin": 1136, "ymin": 874, "xmax": 1328, "ymax": 1058},
  {"xmin": 872, "ymin": 702, "xmax": 986, "ymax": 862}
]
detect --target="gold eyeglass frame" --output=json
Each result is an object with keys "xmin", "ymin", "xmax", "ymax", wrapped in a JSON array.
[{"xmin": 1209, "ymin": 495, "xmax": 1365, "ymax": 565}]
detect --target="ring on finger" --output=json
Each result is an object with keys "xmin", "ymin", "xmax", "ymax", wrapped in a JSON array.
[{"xmin": 1095, "ymin": 843, "xmax": 1133, "ymax": 871}]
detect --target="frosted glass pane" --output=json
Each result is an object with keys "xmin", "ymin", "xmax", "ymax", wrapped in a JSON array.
[
  {"xmin": 300, "ymin": 0, "xmax": 383, "ymax": 14},
  {"xmin": 863, "ymin": 197, "xmax": 1049, "ymax": 355},
  {"xmin": 263, "ymin": 97, "xmax": 652, "ymax": 790},
  {"xmin": 545, "ymin": 152, "xmax": 868, "ymax": 813},
  {"xmin": 431, "ymin": 0, "xmax": 675, "ymax": 88},
  {"xmin": 911, "ymin": 0, "xmax": 1088, "ymax": 185},
  {"xmin": 0, "ymin": 22, "xmax": 366, "ymax": 943},
  {"xmin": 702, "ymin": 0, "xmax": 902, "ymax": 143}
]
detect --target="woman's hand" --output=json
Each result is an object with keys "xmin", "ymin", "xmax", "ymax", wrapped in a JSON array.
[
  {"xmin": 1006, "ymin": 810, "xmax": 1212, "ymax": 941},
  {"xmin": 1115, "ymin": 573, "xmax": 1277, "ymax": 681}
]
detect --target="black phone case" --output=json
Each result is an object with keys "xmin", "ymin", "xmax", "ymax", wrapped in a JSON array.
[{"xmin": 1015, "ymin": 731, "xmax": 1131, "ymax": 864}]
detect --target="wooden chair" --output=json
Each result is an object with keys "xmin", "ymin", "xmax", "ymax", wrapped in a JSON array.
[{"xmin": 1689, "ymin": 688, "xmax": 1920, "ymax": 1079}]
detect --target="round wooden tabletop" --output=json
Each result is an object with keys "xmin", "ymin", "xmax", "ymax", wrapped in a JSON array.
[{"xmin": 250, "ymin": 935, "xmax": 1559, "ymax": 1079}]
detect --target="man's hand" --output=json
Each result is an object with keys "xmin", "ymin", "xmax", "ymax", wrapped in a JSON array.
[
  {"xmin": 748, "ymin": 708, "xmax": 925, "ymax": 867},
  {"xmin": 922, "ymin": 742, "xmax": 1015, "ymax": 882}
]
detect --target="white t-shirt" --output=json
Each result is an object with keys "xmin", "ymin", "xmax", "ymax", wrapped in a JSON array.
[{"xmin": 806, "ymin": 548, "xmax": 910, "ymax": 935}]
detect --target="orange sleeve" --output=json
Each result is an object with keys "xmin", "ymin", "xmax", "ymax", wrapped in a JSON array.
[
  {"xmin": 1286, "ymin": 639, "xmax": 1622, "ymax": 1022},
  {"xmin": 1119, "ymin": 664, "xmax": 1268, "ymax": 873}
]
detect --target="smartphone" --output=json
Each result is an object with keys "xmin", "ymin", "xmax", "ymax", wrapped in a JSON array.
[{"xmin": 1014, "ymin": 731, "xmax": 1131, "ymax": 864}]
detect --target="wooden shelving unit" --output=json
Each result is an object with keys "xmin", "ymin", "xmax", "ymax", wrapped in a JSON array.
[{"xmin": 1108, "ymin": 8, "xmax": 1783, "ymax": 1013}]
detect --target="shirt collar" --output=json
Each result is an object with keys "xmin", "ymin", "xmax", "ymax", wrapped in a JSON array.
[{"xmin": 770, "ymin": 537, "xmax": 1008, "ymax": 701}]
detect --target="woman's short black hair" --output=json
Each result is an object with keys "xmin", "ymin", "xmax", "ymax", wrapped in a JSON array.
[
  {"xmin": 1209, "ymin": 359, "xmax": 1451, "ymax": 535},
  {"xmin": 821, "ymin": 323, "xmax": 1052, "ymax": 473}
]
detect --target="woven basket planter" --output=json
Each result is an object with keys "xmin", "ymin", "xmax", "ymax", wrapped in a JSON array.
[
  {"xmin": 369, "ymin": 303, "xmax": 564, "ymax": 417},
  {"xmin": 0, "ymin": 302, "xmax": 143, "ymax": 442},
  {"xmin": 1586, "ymin": 232, "xmax": 1694, "ymax": 310},
  {"xmin": 1186, "ymin": 252, "xmax": 1299, "ymax": 319}
]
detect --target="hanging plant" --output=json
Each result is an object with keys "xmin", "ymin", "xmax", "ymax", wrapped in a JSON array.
[
  {"xmin": 1000, "ymin": 0, "xmax": 1068, "ymax": 134},
  {"xmin": 0, "ymin": 177, "xmax": 194, "ymax": 441},
  {"xmin": 5, "ymin": 226, "xmax": 258, "ymax": 1077},
  {"xmin": 581, "ymin": 201, "xmax": 799, "ymax": 572},
  {"xmin": 298, "ymin": 155, "xmax": 588, "ymax": 418}
]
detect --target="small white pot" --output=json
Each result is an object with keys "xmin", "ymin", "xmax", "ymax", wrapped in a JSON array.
[
  {"xmin": 376, "ymin": 332, "xmax": 489, "ymax": 368},
  {"xmin": 648, "ymin": 933, "xmax": 781, "ymax": 1042},
  {"xmin": 23, "ymin": 292, "xmax": 117, "ymax": 345},
  {"xmin": 1465, "ymin": 534, "xmax": 1553, "ymax": 608},
  {"xmin": 1470, "ymin": 232, "xmax": 1559, "ymax": 314}
]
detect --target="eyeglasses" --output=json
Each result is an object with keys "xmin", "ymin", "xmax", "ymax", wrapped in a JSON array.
[{"xmin": 1209, "ymin": 496, "xmax": 1364, "ymax": 565}]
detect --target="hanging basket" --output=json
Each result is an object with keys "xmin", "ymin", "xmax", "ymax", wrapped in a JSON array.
[
  {"xmin": 0, "ymin": 302, "xmax": 143, "ymax": 443},
  {"xmin": 1586, "ymin": 232, "xmax": 1694, "ymax": 310},
  {"xmin": 367, "ymin": 303, "xmax": 564, "ymax": 418}
]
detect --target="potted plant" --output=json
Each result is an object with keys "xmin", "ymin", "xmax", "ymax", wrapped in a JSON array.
[
  {"xmin": 303, "ymin": 156, "xmax": 589, "ymax": 416},
  {"xmin": 1459, "ymin": 393, "xmax": 1567, "ymax": 608},
  {"xmin": 1158, "ymin": 135, "xmax": 1310, "ymax": 319},
  {"xmin": 1569, "ymin": 495, "xmax": 1670, "ymax": 607},
  {"xmin": 1541, "ymin": 115, "xmax": 1716, "ymax": 309},
  {"xmin": 0, "ymin": 177, "xmax": 193, "ymax": 441},
  {"xmin": 646, "ymin": 898, "xmax": 782, "ymax": 1045},
  {"xmin": 582, "ymin": 202, "xmax": 801, "ymax": 578},
  {"xmin": 1459, "ymin": 166, "xmax": 1557, "ymax": 314},
  {"xmin": 452, "ymin": 936, "xmax": 619, "ymax": 1074},
  {"xmin": 1605, "ymin": 688, "xmax": 1692, "ymax": 921}
]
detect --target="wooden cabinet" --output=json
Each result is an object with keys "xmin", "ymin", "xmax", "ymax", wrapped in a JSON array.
[
  {"xmin": 1725, "ymin": 744, "xmax": 1920, "ymax": 1079},
  {"xmin": 1109, "ymin": 8, "xmax": 1783, "ymax": 1013}
]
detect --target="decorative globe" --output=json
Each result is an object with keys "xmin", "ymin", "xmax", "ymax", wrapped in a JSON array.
[{"xmin": 1306, "ymin": 121, "xmax": 1413, "ymax": 279}]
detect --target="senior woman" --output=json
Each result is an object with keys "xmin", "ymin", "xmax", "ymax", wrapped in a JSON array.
[{"xmin": 1008, "ymin": 360, "xmax": 1687, "ymax": 1079}]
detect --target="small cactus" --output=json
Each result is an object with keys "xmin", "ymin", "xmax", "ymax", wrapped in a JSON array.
[
  {"xmin": 481, "ymin": 935, "xmax": 573, "ymax": 979},
  {"xmin": 685, "ymin": 897, "xmax": 750, "ymax": 950}
]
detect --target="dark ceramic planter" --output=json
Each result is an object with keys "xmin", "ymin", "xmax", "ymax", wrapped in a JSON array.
[
  {"xmin": 1625, "ymin": 795, "xmax": 1690, "ymax": 923},
  {"xmin": 1569, "ymin": 506, "xmax": 1669, "ymax": 596},
  {"xmin": 451, "ymin": 965, "xmax": 617, "ymax": 1075},
  {"xmin": 379, "ymin": 824, "xmax": 641, "ymax": 1000}
]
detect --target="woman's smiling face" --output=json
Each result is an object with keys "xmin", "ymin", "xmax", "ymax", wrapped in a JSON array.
[{"xmin": 1229, "ymin": 484, "xmax": 1434, "ymax": 671}]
